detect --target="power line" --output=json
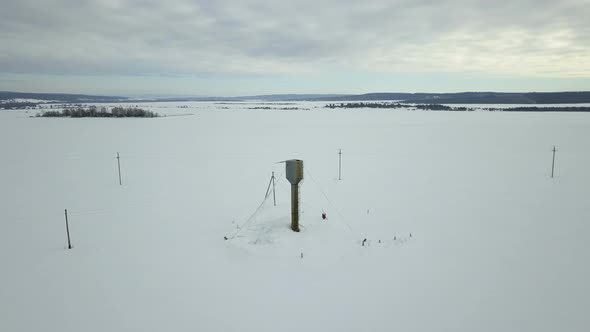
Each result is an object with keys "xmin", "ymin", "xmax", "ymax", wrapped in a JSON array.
[
  {"xmin": 226, "ymin": 171, "xmax": 285, "ymax": 240},
  {"xmin": 304, "ymin": 168, "xmax": 355, "ymax": 233}
]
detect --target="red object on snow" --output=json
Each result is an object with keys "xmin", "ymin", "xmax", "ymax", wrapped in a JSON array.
[{"xmin": 322, "ymin": 212, "xmax": 327, "ymax": 220}]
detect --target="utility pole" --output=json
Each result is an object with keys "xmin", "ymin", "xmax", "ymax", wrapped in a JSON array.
[
  {"xmin": 338, "ymin": 149, "xmax": 342, "ymax": 180},
  {"xmin": 551, "ymin": 146, "xmax": 556, "ymax": 178},
  {"xmin": 64, "ymin": 209, "xmax": 72, "ymax": 249},
  {"xmin": 265, "ymin": 173, "xmax": 273, "ymax": 199},
  {"xmin": 272, "ymin": 171, "xmax": 276, "ymax": 207},
  {"xmin": 265, "ymin": 171, "xmax": 277, "ymax": 206},
  {"xmin": 116, "ymin": 152, "xmax": 122, "ymax": 185}
]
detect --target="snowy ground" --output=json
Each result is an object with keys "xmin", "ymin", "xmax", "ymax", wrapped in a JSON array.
[{"xmin": 1, "ymin": 102, "xmax": 589, "ymax": 332}]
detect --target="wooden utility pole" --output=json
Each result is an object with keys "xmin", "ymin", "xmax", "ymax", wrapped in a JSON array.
[
  {"xmin": 338, "ymin": 149, "xmax": 342, "ymax": 180},
  {"xmin": 64, "ymin": 209, "xmax": 72, "ymax": 249},
  {"xmin": 264, "ymin": 172, "xmax": 277, "ymax": 206},
  {"xmin": 551, "ymin": 146, "xmax": 556, "ymax": 178},
  {"xmin": 265, "ymin": 173, "xmax": 273, "ymax": 199},
  {"xmin": 272, "ymin": 171, "xmax": 276, "ymax": 207},
  {"xmin": 116, "ymin": 152, "xmax": 122, "ymax": 185}
]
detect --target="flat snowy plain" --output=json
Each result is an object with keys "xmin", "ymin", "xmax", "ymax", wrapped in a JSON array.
[{"xmin": 1, "ymin": 101, "xmax": 589, "ymax": 332}]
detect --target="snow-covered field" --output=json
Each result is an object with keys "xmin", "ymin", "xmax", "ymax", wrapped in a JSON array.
[{"xmin": 1, "ymin": 102, "xmax": 589, "ymax": 332}]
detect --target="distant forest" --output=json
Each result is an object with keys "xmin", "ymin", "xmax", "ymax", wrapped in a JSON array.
[
  {"xmin": 326, "ymin": 102, "xmax": 590, "ymax": 112},
  {"xmin": 39, "ymin": 106, "xmax": 158, "ymax": 118},
  {"xmin": 326, "ymin": 102, "xmax": 457, "ymax": 110}
]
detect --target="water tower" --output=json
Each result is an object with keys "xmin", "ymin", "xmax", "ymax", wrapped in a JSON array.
[{"xmin": 286, "ymin": 159, "xmax": 303, "ymax": 232}]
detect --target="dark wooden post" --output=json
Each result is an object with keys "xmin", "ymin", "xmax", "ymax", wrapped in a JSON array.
[
  {"xmin": 551, "ymin": 146, "xmax": 556, "ymax": 178},
  {"xmin": 65, "ymin": 209, "xmax": 72, "ymax": 249},
  {"xmin": 116, "ymin": 152, "xmax": 122, "ymax": 185},
  {"xmin": 338, "ymin": 149, "xmax": 342, "ymax": 180},
  {"xmin": 272, "ymin": 171, "xmax": 276, "ymax": 207}
]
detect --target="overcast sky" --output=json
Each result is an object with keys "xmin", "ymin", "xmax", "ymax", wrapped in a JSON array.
[{"xmin": 1, "ymin": 0, "xmax": 589, "ymax": 96}]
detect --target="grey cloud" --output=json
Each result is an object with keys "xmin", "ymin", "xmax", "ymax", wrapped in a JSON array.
[{"xmin": 0, "ymin": 0, "xmax": 588, "ymax": 78}]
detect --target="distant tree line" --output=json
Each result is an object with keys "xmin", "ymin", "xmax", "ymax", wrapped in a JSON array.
[
  {"xmin": 325, "ymin": 102, "xmax": 590, "ymax": 112},
  {"xmin": 502, "ymin": 106, "xmax": 590, "ymax": 112},
  {"xmin": 247, "ymin": 106, "xmax": 302, "ymax": 110},
  {"xmin": 325, "ymin": 102, "xmax": 456, "ymax": 111},
  {"xmin": 0, "ymin": 102, "xmax": 39, "ymax": 110},
  {"xmin": 39, "ymin": 106, "xmax": 159, "ymax": 118}
]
